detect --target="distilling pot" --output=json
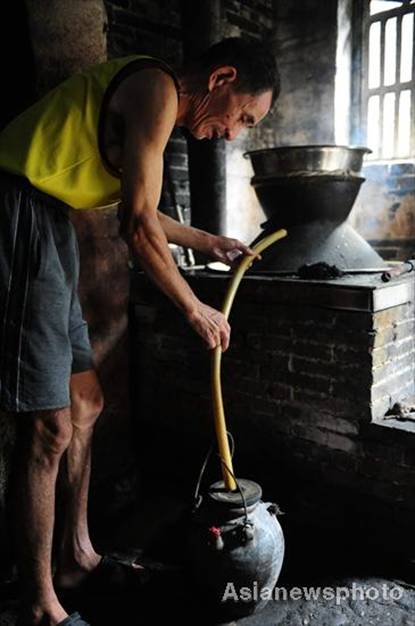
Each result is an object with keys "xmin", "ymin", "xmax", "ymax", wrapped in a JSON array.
[
  {"xmin": 187, "ymin": 479, "xmax": 285, "ymax": 621},
  {"xmin": 244, "ymin": 145, "xmax": 371, "ymax": 178},
  {"xmin": 251, "ymin": 174, "xmax": 365, "ymax": 225}
]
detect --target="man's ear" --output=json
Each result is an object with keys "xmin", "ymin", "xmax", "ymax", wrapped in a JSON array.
[{"xmin": 208, "ymin": 65, "xmax": 237, "ymax": 92}]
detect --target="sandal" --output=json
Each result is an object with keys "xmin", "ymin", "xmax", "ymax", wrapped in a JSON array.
[
  {"xmin": 55, "ymin": 555, "xmax": 151, "ymax": 595},
  {"xmin": 57, "ymin": 613, "xmax": 91, "ymax": 626}
]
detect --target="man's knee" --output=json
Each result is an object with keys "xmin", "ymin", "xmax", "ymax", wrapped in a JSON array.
[
  {"xmin": 70, "ymin": 370, "xmax": 104, "ymax": 428},
  {"xmin": 31, "ymin": 407, "xmax": 73, "ymax": 459},
  {"xmin": 77, "ymin": 388, "xmax": 104, "ymax": 426}
]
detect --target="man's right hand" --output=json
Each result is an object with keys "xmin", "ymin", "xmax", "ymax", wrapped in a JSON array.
[{"xmin": 186, "ymin": 301, "xmax": 231, "ymax": 351}]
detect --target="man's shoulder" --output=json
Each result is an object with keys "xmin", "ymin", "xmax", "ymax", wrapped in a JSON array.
[{"xmin": 115, "ymin": 65, "xmax": 179, "ymax": 116}]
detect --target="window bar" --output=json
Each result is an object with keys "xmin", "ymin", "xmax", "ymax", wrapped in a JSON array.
[
  {"xmin": 412, "ymin": 9, "xmax": 415, "ymax": 155},
  {"xmin": 378, "ymin": 95, "xmax": 383, "ymax": 159},
  {"xmin": 394, "ymin": 14, "xmax": 402, "ymax": 155},
  {"xmin": 396, "ymin": 14, "xmax": 402, "ymax": 81},
  {"xmin": 380, "ymin": 17, "xmax": 386, "ymax": 88},
  {"xmin": 360, "ymin": 3, "xmax": 370, "ymax": 144},
  {"xmin": 357, "ymin": 1, "xmax": 370, "ymax": 147},
  {"xmin": 379, "ymin": 18, "xmax": 386, "ymax": 155}
]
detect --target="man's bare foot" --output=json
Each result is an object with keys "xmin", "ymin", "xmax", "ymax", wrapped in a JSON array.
[
  {"xmin": 18, "ymin": 596, "xmax": 68, "ymax": 626},
  {"xmin": 55, "ymin": 554, "xmax": 148, "ymax": 593},
  {"xmin": 54, "ymin": 551, "xmax": 102, "ymax": 590}
]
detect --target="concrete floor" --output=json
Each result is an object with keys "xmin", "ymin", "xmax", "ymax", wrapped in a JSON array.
[
  {"xmin": 1, "ymin": 571, "xmax": 415, "ymax": 625},
  {"xmin": 1, "ymin": 490, "xmax": 415, "ymax": 625}
]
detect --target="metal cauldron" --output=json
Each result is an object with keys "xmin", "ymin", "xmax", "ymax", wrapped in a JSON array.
[
  {"xmin": 251, "ymin": 174, "xmax": 365, "ymax": 225},
  {"xmin": 244, "ymin": 145, "xmax": 371, "ymax": 178}
]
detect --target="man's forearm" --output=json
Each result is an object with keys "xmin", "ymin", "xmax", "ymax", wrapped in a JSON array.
[
  {"xmin": 158, "ymin": 211, "xmax": 213, "ymax": 253},
  {"xmin": 123, "ymin": 211, "xmax": 200, "ymax": 315}
]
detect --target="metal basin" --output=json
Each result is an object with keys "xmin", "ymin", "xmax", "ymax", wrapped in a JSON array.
[
  {"xmin": 244, "ymin": 145, "xmax": 371, "ymax": 178},
  {"xmin": 252, "ymin": 174, "xmax": 365, "ymax": 225}
]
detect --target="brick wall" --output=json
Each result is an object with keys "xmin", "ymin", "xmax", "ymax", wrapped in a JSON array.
[{"xmin": 130, "ymin": 272, "xmax": 415, "ymax": 561}]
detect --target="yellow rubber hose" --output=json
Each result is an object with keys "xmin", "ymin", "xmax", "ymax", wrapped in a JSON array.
[{"xmin": 211, "ymin": 228, "xmax": 288, "ymax": 490}]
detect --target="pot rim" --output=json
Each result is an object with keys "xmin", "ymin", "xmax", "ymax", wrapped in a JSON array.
[
  {"xmin": 243, "ymin": 144, "xmax": 372, "ymax": 159},
  {"xmin": 251, "ymin": 174, "xmax": 366, "ymax": 185}
]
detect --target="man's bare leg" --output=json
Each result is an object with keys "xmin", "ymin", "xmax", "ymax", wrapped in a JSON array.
[
  {"xmin": 15, "ymin": 408, "xmax": 73, "ymax": 626},
  {"xmin": 54, "ymin": 370, "xmax": 104, "ymax": 588}
]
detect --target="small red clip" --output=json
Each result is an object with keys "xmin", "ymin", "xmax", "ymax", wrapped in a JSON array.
[{"xmin": 208, "ymin": 526, "xmax": 222, "ymax": 537}]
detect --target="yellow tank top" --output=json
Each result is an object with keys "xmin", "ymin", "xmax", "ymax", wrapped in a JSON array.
[{"xmin": 0, "ymin": 55, "xmax": 179, "ymax": 209}]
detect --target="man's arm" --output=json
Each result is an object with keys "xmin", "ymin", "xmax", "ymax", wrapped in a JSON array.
[
  {"xmin": 157, "ymin": 211, "xmax": 256, "ymax": 265},
  {"xmin": 157, "ymin": 210, "xmax": 213, "ymax": 252},
  {"xmin": 117, "ymin": 68, "xmax": 230, "ymax": 350}
]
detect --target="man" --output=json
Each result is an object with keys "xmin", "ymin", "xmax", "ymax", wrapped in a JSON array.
[{"xmin": 0, "ymin": 37, "xmax": 279, "ymax": 625}]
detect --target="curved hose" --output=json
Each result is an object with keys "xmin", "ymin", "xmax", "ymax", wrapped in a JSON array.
[{"xmin": 211, "ymin": 228, "xmax": 288, "ymax": 490}]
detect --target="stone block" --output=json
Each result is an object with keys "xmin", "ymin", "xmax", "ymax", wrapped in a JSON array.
[
  {"xmin": 372, "ymin": 351, "xmax": 415, "ymax": 385},
  {"xmin": 371, "ymin": 367, "xmax": 415, "ymax": 403},
  {"xmin": 326, "ymin": 432, "xmax": 359, "ymax": 454}
]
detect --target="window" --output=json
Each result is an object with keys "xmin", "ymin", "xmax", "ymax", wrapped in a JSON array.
[{"xmin": 360, "ymin": 0, "xmax": 414, "ymax": 160}]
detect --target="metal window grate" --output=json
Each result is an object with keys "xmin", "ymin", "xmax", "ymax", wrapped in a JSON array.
[{"xmin": 362, "ymin": 0, "xmax": 415, "ymax": 160}]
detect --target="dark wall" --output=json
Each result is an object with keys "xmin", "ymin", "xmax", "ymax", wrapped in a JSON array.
[
  {"xmin": 272, "ymin": 0, "xmax": 338, "ymax": 146},
  {"xmin": 0, "ymin": 1, "xmax": 36, "ymax": 129},
  {"xmin": 0, "ymin": 0, "xmax": 37, "ymax": 578}
]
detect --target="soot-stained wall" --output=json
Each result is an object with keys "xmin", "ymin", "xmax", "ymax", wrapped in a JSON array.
[{"xmin": 351, "ymin": 164, "xmax": 415, "ymax": 262}]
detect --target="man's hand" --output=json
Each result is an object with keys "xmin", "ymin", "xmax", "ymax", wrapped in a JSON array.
[
  {"xmin": 187, "ymin": 301, "xmax": 231, "ymax": 351},
  {"xmin": 156, "ymin": 214, "xmax": 259, "ymax": 268},
  {"xmin": 205, "ymin": 235, "xmax": 258, "ymax": 267}
]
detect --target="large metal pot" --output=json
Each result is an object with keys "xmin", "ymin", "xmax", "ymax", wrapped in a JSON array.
[
  {"xmin": 251, "ymin": 174, "xmax": 365, "ymax": 225},
  {"xmin": 244, "ymin": 145, "xmax": 371, "ymax": 178}
]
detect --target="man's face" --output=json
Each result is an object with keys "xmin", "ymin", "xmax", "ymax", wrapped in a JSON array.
[{"xmin": 187, "ymin": 68, "xmax": 273, "ymax": 141}]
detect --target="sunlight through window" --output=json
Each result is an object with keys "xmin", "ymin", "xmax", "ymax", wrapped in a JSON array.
[
  {"xmin": 371, "ymin": 1, "xmax": 403, "ymax": 15},
  {"xmin": 384, "ymin": 18, "xmax": 397, "ymax": 85},
  {"xmin": 369, "ymin": 22, "xmax": 381, "ymax": 88},
  {"xmin": 400, "ymin": 12, "xmax": 413, "ymax": 82},
  {"xmin": 397, "ymin": 90, "xmax": 411, "ymax": 156},
  {"xmin": 382, "ymin": 93, "xmax": 395, "ymax": 158},
  {"xmin": 367, "ymin": 96, "xmax": 381, "ymax": 157},
  {"xmin": 364, "ymin": 0, "xmax": 414, "ymax": 160}
]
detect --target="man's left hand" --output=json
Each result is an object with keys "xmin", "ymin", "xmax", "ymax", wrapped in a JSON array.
[{"xmin": 206, "ymin": 235, "xmax": 258, "ymax": 267}]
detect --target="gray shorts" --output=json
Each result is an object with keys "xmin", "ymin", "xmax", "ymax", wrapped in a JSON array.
[{"xmin": 0, "ymin": 171, "xmax": 94, "ymax": 412}]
